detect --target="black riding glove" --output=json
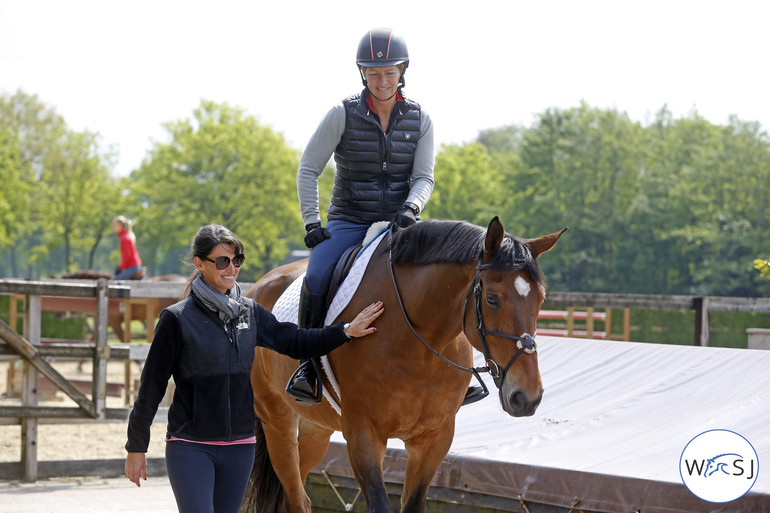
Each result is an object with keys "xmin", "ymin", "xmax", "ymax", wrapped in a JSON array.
[
  {"xmin": 390, "ymin": 203, "xmax": 419, "ymax": 229},
  {"xmin": 304, "ymin": 223, "xmax": 331, "ymax": 248}
]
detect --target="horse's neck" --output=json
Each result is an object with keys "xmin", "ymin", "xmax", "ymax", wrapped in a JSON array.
[{"xmin": 392, "ymin": 261, "xmax": 472, "ymax": 341}]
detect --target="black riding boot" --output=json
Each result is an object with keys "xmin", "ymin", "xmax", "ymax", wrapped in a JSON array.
[{"xmin": 285, "ymin": 279, "xmax": 326, "ymax": 405}]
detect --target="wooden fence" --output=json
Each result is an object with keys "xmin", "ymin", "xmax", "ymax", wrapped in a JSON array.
[
  {"xmin": 543, "ymin": 292, "xmax": 770, "ymax": 346},
  {"xmin": 537, "ymin": 307, "xmax": 630, "ymax": 340},
  {"xmin": 0, "ymin": 278, "xmax": 183, "ymax": 481},
  {"xmin": 1, "ymin": 279, "xmax": 770, "ymax": 482}
]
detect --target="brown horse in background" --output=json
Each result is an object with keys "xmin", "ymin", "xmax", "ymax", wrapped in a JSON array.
[
  {"xmin": 54, "ymin": 270, "xmax": 185, "ymax": 341},
  {"xmin": 243, "ymin": 217, "xmax": 566, "ymax": 513}
]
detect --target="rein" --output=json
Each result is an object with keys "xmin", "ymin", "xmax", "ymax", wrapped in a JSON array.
[{"xmin": 387, "ymin": 230, "xmax": 538, "ymax": 400}]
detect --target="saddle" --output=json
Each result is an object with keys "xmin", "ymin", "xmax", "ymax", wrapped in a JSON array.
[
  {"xmin": 321, "ymin": 221, "xmax": 390, "ymax": 310},
  {"xmin": 131, "ymin": 267, "xmax": 147, "ymax": 280},
  {"xmin": 322, "ymin": 243, "xmax": 363, "ymax": 313}
]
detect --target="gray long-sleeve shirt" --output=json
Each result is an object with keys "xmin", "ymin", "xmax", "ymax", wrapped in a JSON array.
[{"xmin": 297, "ymin": 102, "xmax": 435, "ymax": 227}]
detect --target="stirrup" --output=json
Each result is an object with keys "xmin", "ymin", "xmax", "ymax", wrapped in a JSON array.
[
  {"xmin": 461, "ymin": 370, "xmax": 489, "ymax": 406},
  {"xmin": 462, "ymin": 386, "xmax": 486, "ymax": 406},
  {"xmin": 285, "ymin": 361, "xmax": 322, "ymax": 405}
]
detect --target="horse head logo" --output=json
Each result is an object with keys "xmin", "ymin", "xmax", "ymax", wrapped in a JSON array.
[{"xmin": 705, "ymin": 453, "xmax": 742, "ymax": 477}]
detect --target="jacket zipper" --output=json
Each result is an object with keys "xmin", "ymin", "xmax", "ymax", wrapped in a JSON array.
[
  {"xmin": 362, "ymin": 105, "xmax": 395, "ymax": 220},
  {"xmin": 381, "ymin": 128, "xmax": 392, "ymax": 220},
  {"xmin": 223, "ymin": 322, "xmax": 233, "ymax": 441}
]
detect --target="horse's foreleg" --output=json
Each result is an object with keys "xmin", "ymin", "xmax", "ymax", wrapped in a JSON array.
[
  {"xmin": 297, "ymin": 419, "xmax": 333, "ymax": 480},
  {"xmin": 400, "ymin": 422, "xmax": 456, "ymax": 513},
  {"xmin": 108, "ymin": 314, "xmax": 124, "ymax": 342},
  {"xmin": 345, "ymin": 427, "xmax": 392, "ymax": 513}
]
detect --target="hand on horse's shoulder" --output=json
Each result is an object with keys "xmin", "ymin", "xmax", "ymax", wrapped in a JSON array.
[{"xmin": 348, "ymin": 301, "xmax": 384, "ymax": 338}]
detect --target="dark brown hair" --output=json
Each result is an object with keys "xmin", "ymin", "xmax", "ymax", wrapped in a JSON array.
[{"xmin": 181, "ymin": 224, "xmax": 245, "ymax": 298}]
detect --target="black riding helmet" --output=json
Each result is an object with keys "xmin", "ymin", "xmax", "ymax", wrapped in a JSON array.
[{"xmin": 356, "ymin": 27, "xmax": 409, "ymax": 89}]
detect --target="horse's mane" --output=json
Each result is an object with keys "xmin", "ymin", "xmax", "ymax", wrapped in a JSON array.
[{"xmin": 387, "ymin": 219, "xmax": 543, "ymax": 284}]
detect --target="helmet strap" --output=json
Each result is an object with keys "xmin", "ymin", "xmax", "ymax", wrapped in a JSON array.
[
  {"xmin": 368, "ymin": 88, "xmax": 399, "ymax": 102},
  {"xmin": 359, "ymin": 67, "xmax": 368, "ymax": 88}
]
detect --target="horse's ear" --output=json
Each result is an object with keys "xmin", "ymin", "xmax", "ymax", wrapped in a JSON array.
[
  {"xmin": 484, "ymin": 216, "xmax": 506, "ymax": 255},
  {"xmin": 527, "ymin": 227, "xmax": 569, "ymax": 258}
]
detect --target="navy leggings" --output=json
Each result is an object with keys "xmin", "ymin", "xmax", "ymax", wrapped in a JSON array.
[
  {"xmin": 305, "ymin": 220, "xmax": 371, "ymax": 296},
  {"xmin": 165, "ymin": 441, "xmax": 255, "ymax": 513},
  {"xmin": 115, "ymin": 264, "xmax": 142, "ymax": 280}
]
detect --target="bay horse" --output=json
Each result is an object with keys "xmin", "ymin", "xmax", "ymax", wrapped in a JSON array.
[
  {"xmin": 54, "ymin": 270, "xmax": 185, "ymax": 341},
  {"xmin": 244, "ymin": 217, "xmax": 566, "ymax": 513}
]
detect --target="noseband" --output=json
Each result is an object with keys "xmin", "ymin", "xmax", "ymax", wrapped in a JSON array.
[{"xmin": 388, "ymin": 235, "xmax": 537, "ymax": 400}]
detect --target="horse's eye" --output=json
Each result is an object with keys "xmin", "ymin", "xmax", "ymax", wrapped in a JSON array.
[{"xmin": 485, "ymin": 294, "xmax": 499, "ymax": 308}]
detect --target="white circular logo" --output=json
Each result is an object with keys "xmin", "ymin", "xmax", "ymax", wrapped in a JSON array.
[{"xmin": 680, "ymin": 429, "xmax": 759, "ymax": 503}]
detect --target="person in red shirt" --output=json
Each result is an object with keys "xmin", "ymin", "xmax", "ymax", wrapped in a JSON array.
[{"xmin": 112, "ymin": 215, "xmax": 143, "ymax": 280}]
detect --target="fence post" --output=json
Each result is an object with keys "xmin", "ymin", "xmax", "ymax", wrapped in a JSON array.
[
  {"xmin": 21, "ymin": 294, "xmax": 41, "ymax": 482},
  {"xmin": 123, "ymin": 299, "xmax": 133, "ymax": 405},
  {"xmin": 694, "ymin": 297, "xmax": 711, "ymax": 346},
  {"xmin": 623, "ymin": 308, "xmax": 631, "ymax": 341},
  {"xmin": 92, "ymin": 279, "xmax": 109, "ymax": 420},
  {"xmin": 586, "ymin": 307, "xmax": 595, "ymax": 339},
  {"xmin": 6, "ymin": 295, "xmax": 22, "ymax": 396}
]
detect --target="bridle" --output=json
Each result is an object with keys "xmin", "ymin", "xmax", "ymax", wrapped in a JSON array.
[
  {"xmin": 461, "ymin": 256, "xmax": 537, "ymax": 389},
  {"xmin": 387, "ymin": 234, "xmax": 538, "ymax": 401}
]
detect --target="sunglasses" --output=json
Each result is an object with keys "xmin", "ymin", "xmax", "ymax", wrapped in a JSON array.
[{"xmin": 203, "ymin": 253, "xmax": 245, "ymax": 270}]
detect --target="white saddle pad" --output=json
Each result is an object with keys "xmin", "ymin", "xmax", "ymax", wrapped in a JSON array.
[{"xmin": 272, "ymin": 228, "xmax": 388, "ymax": 414}]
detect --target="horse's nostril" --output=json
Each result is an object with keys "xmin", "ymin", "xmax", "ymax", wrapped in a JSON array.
[
  {"xmin": 509, "ymin": 390, "xmax": 542, "ymax": 417},
  {"xmin": 510, "ymin": 391, "xmax": 525, "ymax": 410}
]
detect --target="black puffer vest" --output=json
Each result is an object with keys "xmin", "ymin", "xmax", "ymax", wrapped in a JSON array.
[{"xmin": 328, "ymin": 90, "xmax": 421, "ymax": 224}]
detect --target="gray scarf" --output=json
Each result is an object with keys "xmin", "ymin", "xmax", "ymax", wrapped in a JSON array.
[{"xmin": 191, "ymin": 274, "xmax": 248, "ymax": 325}]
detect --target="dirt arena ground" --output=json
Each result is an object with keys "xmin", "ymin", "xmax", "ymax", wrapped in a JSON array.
[
  {"xmin": 0, "ymin": 359, "xmax": 167, "ymax": 463},
  {"xmin": 0, "ymin": 358, "xmax": 177, "ymax": 512},
  {"xmin": 1, "ymin": 476, "xmax": 177, "ymax": 512}
]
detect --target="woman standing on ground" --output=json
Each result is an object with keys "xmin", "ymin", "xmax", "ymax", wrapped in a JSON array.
[{"xmin": 124, "ymin": 223, "xmax": 383, "ymax": 513}]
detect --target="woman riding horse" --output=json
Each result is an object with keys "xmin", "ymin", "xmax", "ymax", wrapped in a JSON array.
[
  {"xmin": 245, "ymin": 217, "xmax": 566, "ymax": 513},
  {"xmin": 287, "ymin": 27, "xmax": 440, "ymax": 404}
]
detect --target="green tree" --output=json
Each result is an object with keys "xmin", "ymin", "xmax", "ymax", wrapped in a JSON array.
[
  {"xmin": 0, "ymin": 90, "xmax": 68, "ymax": 276},
  {"xmin": 476, "ymin": 125, "xmax": 532, "ymax": 233},
  {"xmin": 642, "ymin": 110, "xmax": 770, "ymax": 296},
  {"xmin": 756, "ymin": 259, "xmax": 770, "ymax": 280},
  {"xmin": 701, "ymin": 117, "xmax": 770, "ymax": 295},
  {"xmin": 0, "ymin": 91, "xmax": 120, "ymax": 276},
  {"xmin": 128, "ymin": 100, "xmax": 302, "ymax": 280},
  {"xmin": 0, "ymin": 129, "xmax": 29, "ymax": 251},
  {"xmin": 430, "ymin": 142, "xmax": 507, "ymax": 226},
  {"xmin": 501, "ymin": 103, "xmax": 645, "ymax": 292},
  {"xmin": 33, "ymin": 130, "xmax": 119, "ymax": 271},
  {"xmin": 479, "ymin": 104, "xmax": 770, "ymax": 297},
  {"xmin": 0, "ymin": 90, "xmax": 67, "ymax": 179}
]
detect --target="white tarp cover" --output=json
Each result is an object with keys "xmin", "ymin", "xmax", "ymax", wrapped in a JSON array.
[{"xmin": 319, "ymin": 337, "xmax": 770, "ymax": 512}]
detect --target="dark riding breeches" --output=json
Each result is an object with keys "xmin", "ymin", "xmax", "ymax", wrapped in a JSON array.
[{"xmin": 166, "ymin": 441, "xmax": 255, "ymax": 513}]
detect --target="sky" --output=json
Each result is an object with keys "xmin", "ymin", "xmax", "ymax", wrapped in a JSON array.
[{"xmin": 2, "ymin": 0, "xmax": 769, "ymax": 177}]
